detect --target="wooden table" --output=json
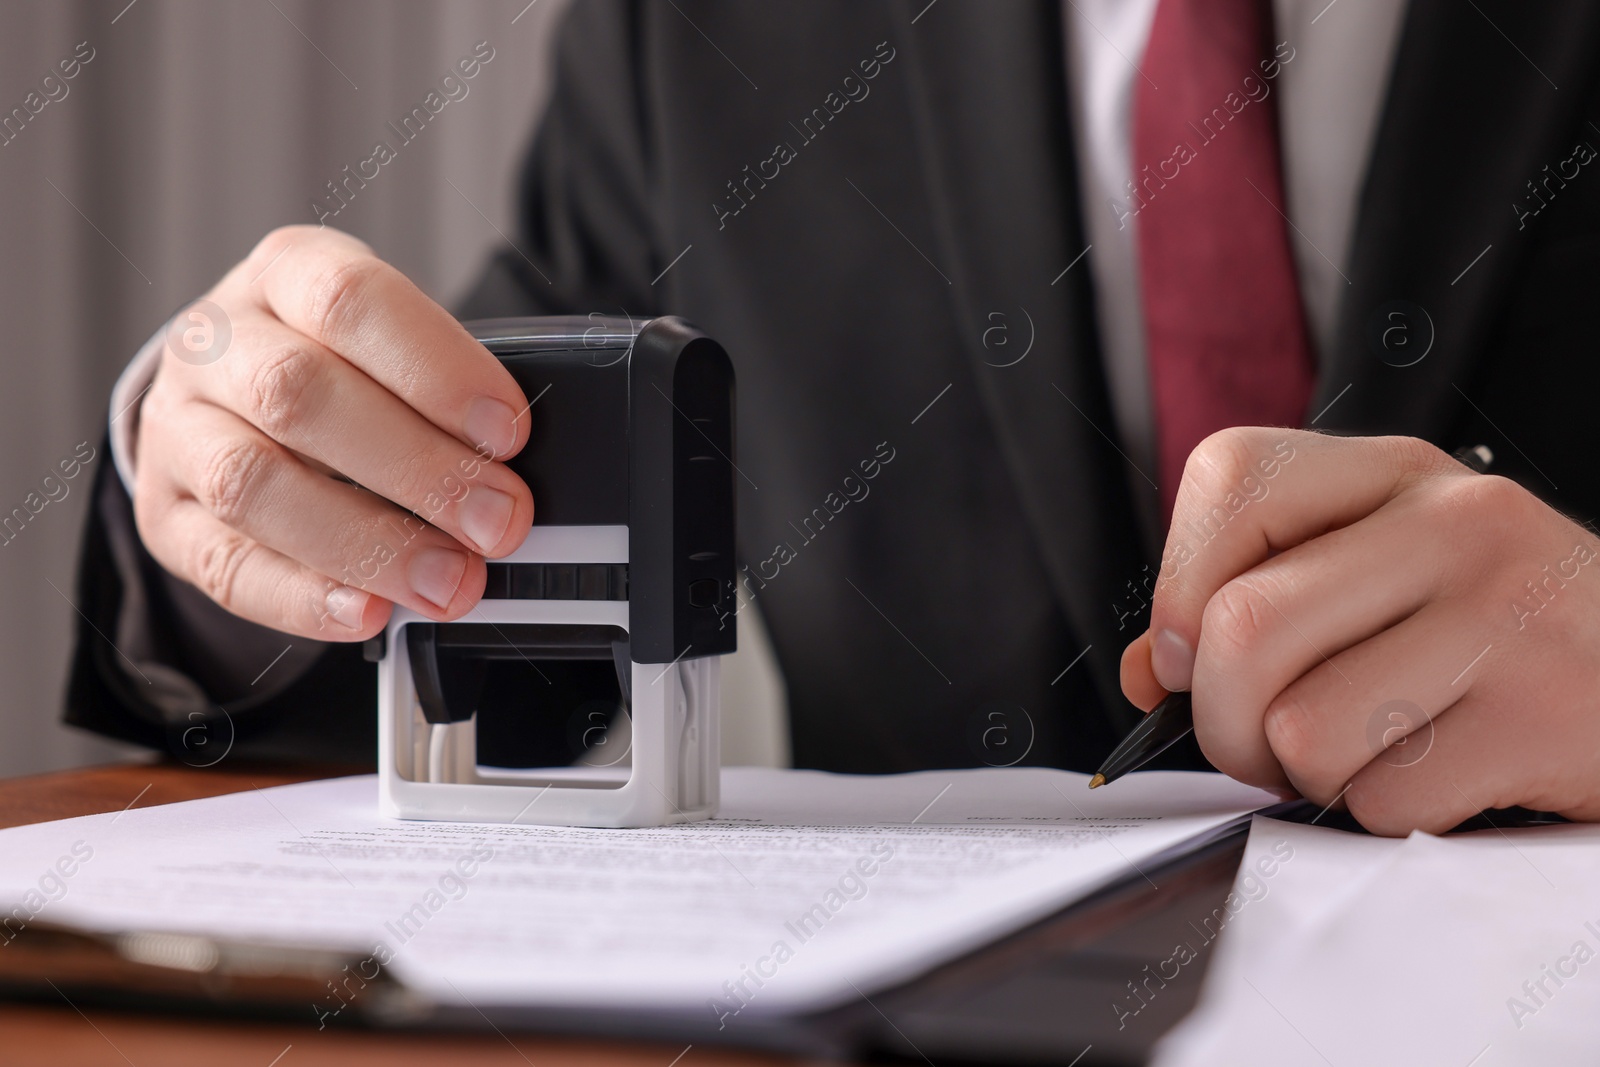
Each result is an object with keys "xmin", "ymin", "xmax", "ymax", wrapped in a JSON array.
[{"xmin": 0, "ymin": 762, "xmax": 804, "ymax": 1067}]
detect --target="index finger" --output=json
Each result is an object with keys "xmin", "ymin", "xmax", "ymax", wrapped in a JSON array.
[
  {"xmin": 1145, "ymin": 428, "xmax": 1452, "ymax": 691},
  {"xmin": 229, "ymin": 226, "xmax": 530, "ymax": 462}
]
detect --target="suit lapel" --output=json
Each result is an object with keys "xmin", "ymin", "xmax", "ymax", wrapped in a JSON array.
[
  {"xmin": 1323, "ymin": 0, "xmax": 1600, "ymax": 437},
  {"xmin": 889, "ymin": 0, "xmax": 1600, "ymax": 736},
  {"xmin": 892, "ymin": 0, "xmax": 1145, "ymax": 733}
]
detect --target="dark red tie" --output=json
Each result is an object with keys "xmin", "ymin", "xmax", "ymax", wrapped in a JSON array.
[{"xmin": 1134, "ymin": 0, "xmax": 1316, "ymax": 518}]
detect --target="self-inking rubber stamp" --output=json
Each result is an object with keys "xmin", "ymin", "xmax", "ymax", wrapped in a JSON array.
[{"xmin": 372, "ymin": 316, "xmax": 736, "ymax": 827}]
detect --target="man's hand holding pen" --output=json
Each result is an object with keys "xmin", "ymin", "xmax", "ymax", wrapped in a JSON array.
[{"xmin": 1118, "ymin": 427, "xmax": 1600, "ymax": 837}]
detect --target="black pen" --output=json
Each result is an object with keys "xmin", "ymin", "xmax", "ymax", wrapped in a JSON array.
[
  {"xmin": 1089, "ymin": 443, "xmax": 1494, "ymax": 790},
  {"xmin": 1089, "ymin": 691, "xmax": 1192, "ymax": 789}
]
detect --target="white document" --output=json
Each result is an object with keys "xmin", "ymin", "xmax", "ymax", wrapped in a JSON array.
[
  {"xmin": 1156, "ymin": 816, "xmax": 1600, "ymax": 1066},
  {"xmin": 0, "ymin": 767, "xmax": 1272, "ymax": 1022}
]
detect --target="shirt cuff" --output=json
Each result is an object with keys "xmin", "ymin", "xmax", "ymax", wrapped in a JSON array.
[{"xmin": 107, "ymin": 325, "xmax": 166, "ymax": 496}]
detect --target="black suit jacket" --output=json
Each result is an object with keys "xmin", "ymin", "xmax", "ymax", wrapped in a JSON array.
[{"xmin": 65, "ymin": 1, "xmax": 1600, "ymax": 774}]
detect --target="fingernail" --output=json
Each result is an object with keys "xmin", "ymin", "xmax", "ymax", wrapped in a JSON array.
[
  {"xmin": 1151, "ymin": 629, "xmax": 1195, "ymax": 691},
  {"xmin": 409, "ymin": 547, "xmax": 468, "ymax": 611},
  {"xmin": 463, "ymin": 396, "xmax": 518, "ymax": 460},
  {"xmin": 324, "ymin": 585, "xmax": 369, "ymax": 630},
  {"xmin": 459, "ymin": 485, "xmax": 514, "ymax": 555}
]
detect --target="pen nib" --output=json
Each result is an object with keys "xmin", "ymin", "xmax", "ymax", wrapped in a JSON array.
[{"xmin": 1088, "ymin": 774, "xmax": 1105, "ymax": 790}]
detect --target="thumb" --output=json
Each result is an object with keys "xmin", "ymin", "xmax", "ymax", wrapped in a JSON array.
[{"xmin": 1120, "ymin": 630, "xmax": 1170, "ymax": 712}]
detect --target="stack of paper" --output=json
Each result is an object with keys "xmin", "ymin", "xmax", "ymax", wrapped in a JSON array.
[{"xmin": 0, "ymin": 767, "xmax": 1273, "ymax": 1025}]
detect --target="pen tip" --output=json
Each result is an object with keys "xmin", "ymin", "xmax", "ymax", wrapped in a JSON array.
[{"xmin": 1088, "ymin": 774, "xmax": 1105, "ymax": 790}]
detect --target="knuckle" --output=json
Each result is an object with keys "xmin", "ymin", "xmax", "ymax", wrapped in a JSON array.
[
  {"xmin": 197, "ymin": 437, "xmax": 276, "ymax": 526},
  {"xmin": 130, "ymin": 476, "xmax": 154, "ymax": 530},
  {"xmin": 1469, "ymin": 473, "xmax": 1537, "ymax": 528},
  {"xmin": 130, "ymin": 475, "xmax": 171, "ymax": 552},
  {"xmin": 1430, "ymin": 473, "xmax": 1532, "ymax": 541},
  {"xmin": 250, "ymin": 225, "xmax": 307, "ymax": 265},
  {"xmin": 139, "ymin": 374, "xmax": 180, "ymax": 424},
  {"xmin": 128, "ymin": 408, "xmax": 183, "ymax": 542},
  {"xmin": 1186, "ymin": 426, "xmax": 1265, "ymax": 489},
  {"xmin": 301, "ymin": 254, "xmax": 385, "ymax": 341},
  {"xmin": 130, "ymin": 415, "xmax": 171, "ymax": 511},
  {"xmin": 383, "ymin": 441, "xmax": 469, "ymax": 517},
  {"xmin": 1387, "ymin": 434, "xmax": 1449, "ymax": 476},
  {"xmin": 1201, "ymin": 576, "xmax": 1276, "ymax": 661},
  {"xmin": 186, "ymin": 530, "xmax": 256, "ymax": 614},
  {"xmin": 246, "ymin": 342, "xmax": 321, "ymax": 439},
  {"xmin": 1190, "ymin": 428, "xmax": 1260, "ymax": 476},
  {"xmin": 250, "ymin": 224, "xmax": 363, "ymax": 266}
]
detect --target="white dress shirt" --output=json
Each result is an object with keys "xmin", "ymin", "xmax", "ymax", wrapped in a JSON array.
[{"xmin": 1063, "ymin": 0, "xmax": 1409, "ymax": 540}]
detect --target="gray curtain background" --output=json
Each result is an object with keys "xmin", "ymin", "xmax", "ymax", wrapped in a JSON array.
[{"xmin": 0, "ymin": 0, "xmax": 789, "ymax": 777}]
